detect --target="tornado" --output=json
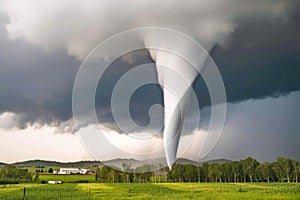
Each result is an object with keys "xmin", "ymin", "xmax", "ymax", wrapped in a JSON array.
[{"xmin": 147, "ymin": 38, "xmax": 215, "ymax": 169}]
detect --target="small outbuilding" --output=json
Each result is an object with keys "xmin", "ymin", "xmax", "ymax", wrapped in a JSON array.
[{"xmin": 48, "ymin": 181, "xmax": 62, "ymax": 184}]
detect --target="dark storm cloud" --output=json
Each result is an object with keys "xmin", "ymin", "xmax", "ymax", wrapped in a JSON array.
[
  {"xmin": 0, "ymin": 2, "xmax": 300, "ymax": 130},
  {"xmin": 0, "ymin": 15, "xmax": 80, "ymax": 128},
  {"xmin": 210, "ymin": 14, "xmax": 300, "ymax": 103},
  {"xmin": 96, "ymin": 6, "xmax": 300, "ymax": 126}
]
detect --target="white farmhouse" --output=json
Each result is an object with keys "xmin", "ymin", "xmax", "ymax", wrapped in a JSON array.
[
  {"xmin": 79, "ymin": 168, "xmax": 89, "ymax": 174},
  {"xmin": 58, "ymin": 168, "xmax": 79, "ymax": 174},
  {"xmin": 58, "ymin": 168, "xmax": 89, "ymax": 174}
]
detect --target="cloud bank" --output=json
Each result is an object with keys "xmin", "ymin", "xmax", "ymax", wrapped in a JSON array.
[
  {"xmin": 0, "ymin": 0, "xmax": 292, "ymax": 59},
  {"xmin": 0, "ymin": 0, "xmax": 299, "ymax": 133}
]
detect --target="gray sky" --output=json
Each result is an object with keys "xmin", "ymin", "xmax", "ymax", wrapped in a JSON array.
[{"xmin": 0, "ymin": 0, "xmax": 299, "ymax": 163}]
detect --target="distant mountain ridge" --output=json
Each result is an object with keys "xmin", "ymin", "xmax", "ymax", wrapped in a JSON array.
[
  {"xmin": 205, "ymin": 158, "xmax": 231, "ymax": 164},
  {"xmin": 0, "ymin": 160, "xmax": 103, "ymax": 168},
  {"xmin": 0, "ymin": 158, "xmax": 231, "ymax": 168}
]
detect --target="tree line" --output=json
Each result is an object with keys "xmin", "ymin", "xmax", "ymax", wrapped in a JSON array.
[
  {"xmin": 0, "ymin": 165, "xmax": 33, "ymax": 184},
  {"xmin": 95, "ymin": 163, "xmax": 153, "ymax": 183},
  {"xmin": 96, "ymin": 157, "xmax": 300, "ymax": 183},
  {"xmin": 168, "ymin": 157, "xmax": 300, "ymax": 183}
]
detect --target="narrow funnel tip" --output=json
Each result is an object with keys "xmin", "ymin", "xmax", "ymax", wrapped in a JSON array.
[
  {"xmin": 166, "ymin": 157, "xmax": 174, "ymax": 170},
  {"xmin": 165, "ymin": 144, "xmax": 176, "ymax": 170}
]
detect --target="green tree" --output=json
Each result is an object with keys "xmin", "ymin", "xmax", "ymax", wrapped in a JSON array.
[
  {"xmin": 274, "ymin": 157, "xmax": 293, "ymax": 183},
  {"xmin": 240, "ymin": 159, "xmax": 248, "ymax": 182},
  {"xmin": 182, "ymin": 164, "xmax": 197, "ymax": 182},
  {"xmin": 292, "ymin": 160, "xmax": 300, "ymax": 183},
  {"xmin": 222, "ymin": 162, "xmax": 233, "ymax": 182},
  {"xmin": 158, "ymin": 163, "xmax": 164, "ymax": 183},
  {"xmin": 240, "ymin": 157, "xmax": 259, "ymax": 182},
  {"xmin": 258, "ymin": 162, "xmax": 274, "ymax": 183},
  {"xmin": 232, "ymin": 161, "xmax": 242, "ymax": 182},
  {"xmin": 246, "ymin": 157, "xmax": 259, "ymax": 182},
  {"xmin": 34, "ymin": 173, "xmax": 39, "ymax": 182},
  {"xmin": 95, "ymin": 168, "xmax": 100, "ymax": 182},
  {"xmin": 197, "ymin": 166, "xmax": 202, "ymax": 183},
  {"xmin": 48, "ymin": 168, "xmax": 53, "ymax": 173},
  {"xmin": 201, "ymin": 163, "xmax": 209, "ymax": 182},
  {"xmin": 108, "ymin": 168, "xmax": 116, "ymax": 183},
  {"xmin": 208, "ymin": 163, "xmax": 221, "ymax": 182},
  {"xmin": 135, "ymin": 165, "xmax": 152, "ymax": 183},
  {"xmin": 0, "ymin": 165, "xmax": 32, "ymax": 181},
  {"xmin": 98, "ymin": 166, "xmax": 109, "ymax": 182}
]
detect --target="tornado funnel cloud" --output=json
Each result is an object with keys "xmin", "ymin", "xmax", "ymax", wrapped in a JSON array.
[
  {"xmin": 150, "ymin": 47, "xmax": 212, "ymax": 168},
  {"xmin": 162, "ymin": 85, "xmax": 193, "ymax": 169}
]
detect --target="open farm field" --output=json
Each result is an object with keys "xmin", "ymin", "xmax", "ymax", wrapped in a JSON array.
[{"xmin": 0, "ymin": 182, "xmax": 299, "ymax": 200}]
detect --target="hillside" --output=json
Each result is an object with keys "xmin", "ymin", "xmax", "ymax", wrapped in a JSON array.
[
  {"xmin": 204, "ymin": 158, "xmax": 231, "ymax": 164},
  {"xmin": 0, "ymin": 158, "xmax": 230, "ymax": 169},
  {"xmin": 3, "ymin": 160, "xmax": 103, "ymax": 168}
]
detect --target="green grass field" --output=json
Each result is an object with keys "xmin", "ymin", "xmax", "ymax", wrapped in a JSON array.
[
  {"xmin": 0, "ymin": 182, "xmax": 300, "ymax": 199},
  {"xmin": 39, "ymin": 174, "xmax": 96, "ymax": 183}
]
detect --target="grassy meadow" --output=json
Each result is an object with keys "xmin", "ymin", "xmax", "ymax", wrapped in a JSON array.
[
  {"xmin": 39, "ymin": 174, "xmax": 96, "ymax": 183},
  {"xmin": 0, "ymin": 182, "xmax": 300, "ymax": 199}
]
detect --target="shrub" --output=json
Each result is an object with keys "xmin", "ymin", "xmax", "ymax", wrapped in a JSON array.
[
  {"xmin": 70, "ymin": 180, "xmax": 89, "ymax": 183},
  {"xmin": 0, "ymin": 180, "xmax": 19, "ymax": 184}
]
